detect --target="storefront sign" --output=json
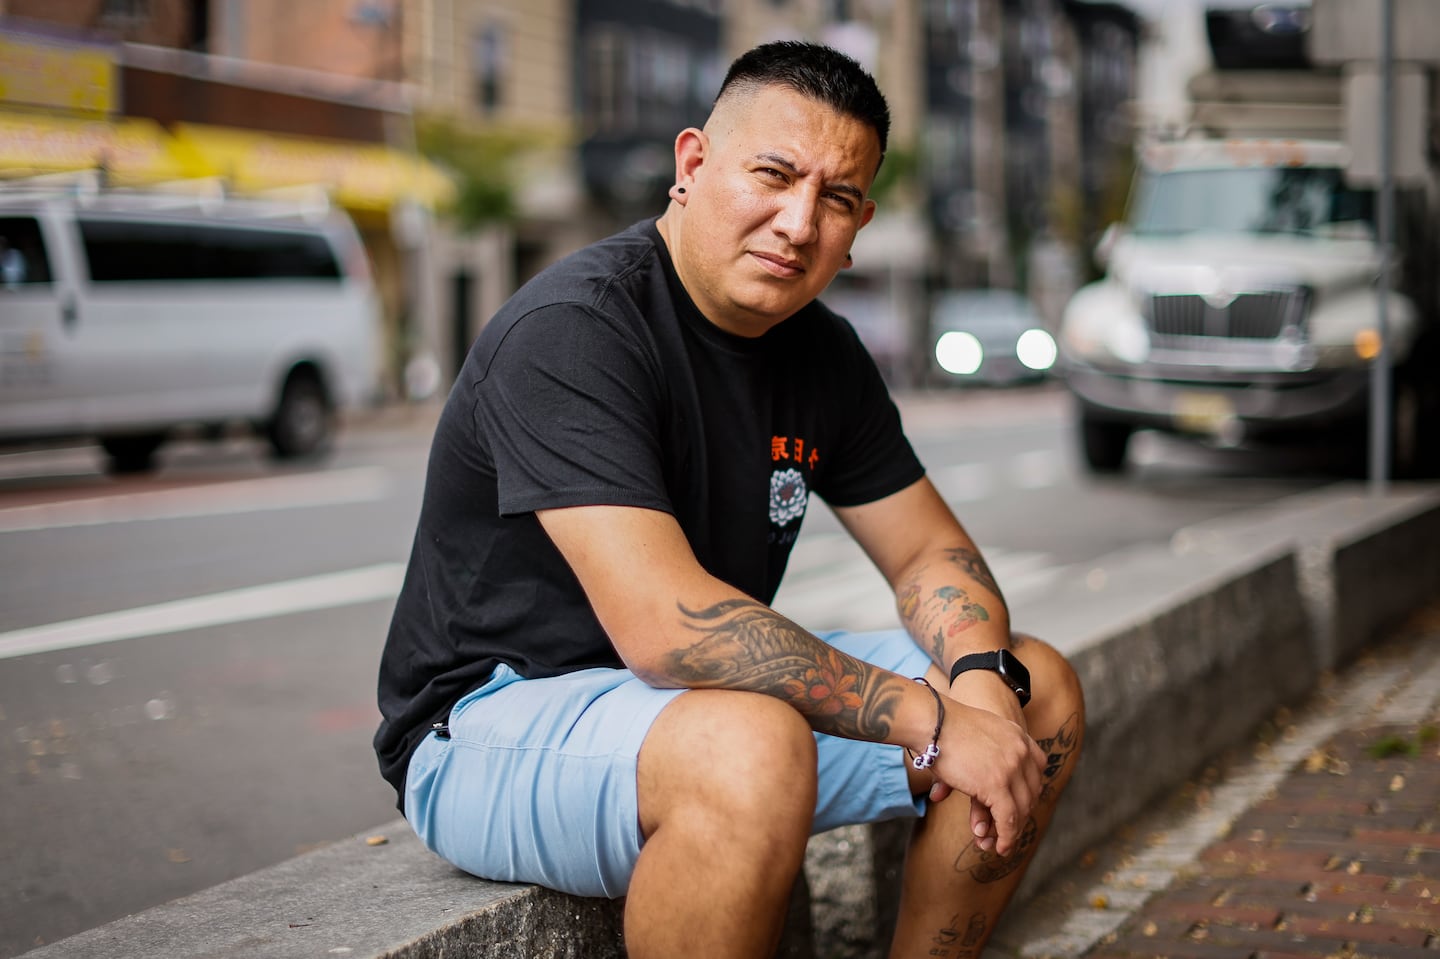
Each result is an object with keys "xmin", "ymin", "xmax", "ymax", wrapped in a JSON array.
[{"xmin": 0, "ymin": 32, "xmax": 116, "ymax": 116}]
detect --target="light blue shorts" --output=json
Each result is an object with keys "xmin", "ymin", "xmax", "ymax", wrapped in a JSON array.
[{"xmin": 404, "ymin": 628, "xmax": 932, "ymax": 899}]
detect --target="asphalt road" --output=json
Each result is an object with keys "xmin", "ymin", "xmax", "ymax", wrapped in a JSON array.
[{"xmin": 0, "ymin": 385, "xmax": 1342, "ymax": 957}]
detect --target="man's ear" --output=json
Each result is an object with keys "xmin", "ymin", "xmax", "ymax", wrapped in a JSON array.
[
  {"xmin": 672, "ymin": 127, "xmax": 707, "ymax": 193},
  {"xmin": 859, "ymin": 198, "xmax": 878, "ymax": 230}
]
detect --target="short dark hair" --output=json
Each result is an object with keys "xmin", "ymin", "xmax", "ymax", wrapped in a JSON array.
[{"xmin": 716, "ymin": 41, "xmax": 890, "ymax": 160}]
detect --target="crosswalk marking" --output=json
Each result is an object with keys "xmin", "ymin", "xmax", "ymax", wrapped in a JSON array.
[
  {"xmin": 773, "ymin": 531, "xmax": 1061, "ymax": 633},
  {"xmin": 0, "ymin": 466, "xmax": 392, "ymax": 534},
  {"xmin": 0, "ymin": 563, "xmax": 407, "ymax": 660},
  {"xmin": 927, "ymin": 448, "xmax": 1067, "ymax": 502},
  {"xmin": 928, "ymin": 462, "xmax": 995, "ymax": 502}
]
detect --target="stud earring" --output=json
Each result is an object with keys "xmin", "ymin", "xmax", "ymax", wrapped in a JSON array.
[{"xmin": 676, "ymin": 187, "xmax": 686, "ymax": 194}]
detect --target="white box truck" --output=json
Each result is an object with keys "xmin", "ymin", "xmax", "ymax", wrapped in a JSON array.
[{"xmin": 1057, "ymin": 3, "xmax": 1438, "ymax": 475}]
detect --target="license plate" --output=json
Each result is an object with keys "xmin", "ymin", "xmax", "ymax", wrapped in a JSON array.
[{"xmin": 1173, "ymin": 392, "xmax": 1234, "ymax": 435}]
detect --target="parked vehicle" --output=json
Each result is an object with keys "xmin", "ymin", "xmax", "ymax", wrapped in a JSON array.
[
  {"xmin": 930, "ymin": 288, "xmax": 1056, "ymax": 386},
  {"xmin": 1057, "ymin": 4, "xmax": 1439, "ymax": 475},
  {"xmin": 0, "ymin": 187, "xmax": 382, "ymax": 472}
]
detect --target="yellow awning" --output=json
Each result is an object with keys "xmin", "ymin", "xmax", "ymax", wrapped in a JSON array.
[
  {"xmin": 172, "ymin": 123, "xmax": 456, "ymax": 212},
  {"xmin": 0, "ymin": 112, "xmax": 199, "ymax": 183}
]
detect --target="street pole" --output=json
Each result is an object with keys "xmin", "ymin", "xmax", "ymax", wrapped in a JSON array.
[{"xmin": 1368, "ymin": 0, "xmax": 1395, "ymax": 494}]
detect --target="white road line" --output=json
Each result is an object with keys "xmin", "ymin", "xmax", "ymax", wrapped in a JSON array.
[
  {"xmin": 773, "ymin": 535, "xmax": 1060, "ymax": 633},
  {"xmin": 0, "ymin": 466, "xmax": 392, "ymax": 534},
  {"xmin": 1011, "ymin": 448, "xmax": 1065, "ymax": 489},
  {"xmin": 929, "ymin": 450, "xmax": 1067, "ymax": 500},
  {"xmin": 0, "ymin": 562, "xmax": 406, "ymax": 660},
  {"xmin": 929, "ymin": 462, "xmax": 995, "ymax": 502}
]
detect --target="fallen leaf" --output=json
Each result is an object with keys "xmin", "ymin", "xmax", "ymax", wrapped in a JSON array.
[
  {"xmin": 365, "ymin": 835, "xmax": 388, "ymax": 846},
  {"xmin": 166, "ymin": 848, "xmax": 191, "ymax": 864}
]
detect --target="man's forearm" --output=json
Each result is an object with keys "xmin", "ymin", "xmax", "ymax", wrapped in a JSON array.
[
  {"xmin": 654, "ymin": 597, "xmax": 909, "ymax": 743},
  {"xmin": 896, "ymin": 544, "xmax": 1011, "ymax": 671}
]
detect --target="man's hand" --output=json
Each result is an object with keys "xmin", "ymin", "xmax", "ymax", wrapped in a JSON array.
[{"xmin": 924, "ymin": 689, "xmax": 1044, "ymax": 857}]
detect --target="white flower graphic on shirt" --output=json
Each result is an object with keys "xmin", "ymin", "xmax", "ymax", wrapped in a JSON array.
[{"xmin": 769, "ymin": 468, "xmax": 808, "ymax": 527}]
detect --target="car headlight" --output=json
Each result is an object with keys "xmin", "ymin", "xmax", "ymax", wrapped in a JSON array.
[
  {"xmin": 936, "ymin": 331, "xmax": 983, "ymax": 375},
  {"xmin": 1016, "ymin": 328, "xmax": 1057, "ymax": 371}
]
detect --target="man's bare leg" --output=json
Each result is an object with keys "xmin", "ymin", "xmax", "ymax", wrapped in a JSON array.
[
  {"xmin": 626, "ymin": 689, "xmax": 819, "ymax": 959},
  {"xmin": 889, "ymin": 636, "xmax": 1085, "ymax": 958}
]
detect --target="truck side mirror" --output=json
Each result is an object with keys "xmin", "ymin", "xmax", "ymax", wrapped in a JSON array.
[{"xmin": 1094, "ymin": 223, "xmax": 1122, "ymax": 268}]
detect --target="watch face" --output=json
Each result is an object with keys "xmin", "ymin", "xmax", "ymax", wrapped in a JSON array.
[{"xmin": 997, "ymin": 650, "xmax": 1032, "ymax": 705}]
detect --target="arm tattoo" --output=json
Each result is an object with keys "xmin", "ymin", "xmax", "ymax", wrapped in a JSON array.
[
  {"xmin": 941, "ymin": 546, "xmax": 1003, "ymax": 602},
  {"xmin": 669, "ymin": 599, "xmax": 905, "ymax": 741},
  {"xmin": 899, "ymin": 569, "xmax": 992, "ymax": 667}
]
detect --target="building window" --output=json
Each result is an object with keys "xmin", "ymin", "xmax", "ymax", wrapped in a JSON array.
[
  {"xmin": 98, "ymin": 0, "xmax": 150, "ymax": 31},
  {"xmin": 473, "ymin": 24, "xmax": 507, "ymax": 114},
  {"xmin": 582, "ymin": 27, "xmax": 715, "ymax": 138}
]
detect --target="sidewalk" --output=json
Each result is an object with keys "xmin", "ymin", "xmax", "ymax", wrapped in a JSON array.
[{"xmin": 995, "ymin": 602, "xmax": 1440, "ymax": 959}]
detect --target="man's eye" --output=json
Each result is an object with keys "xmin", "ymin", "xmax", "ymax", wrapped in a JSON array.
[{"xmin": 825, "ymin": 193, "xmax": 855, "ymax": 211}]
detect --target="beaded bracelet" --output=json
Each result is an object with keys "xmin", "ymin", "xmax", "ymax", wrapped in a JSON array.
[{"xmin": 910, "ymin": 677, "xmax": 943, "ymax": 770}]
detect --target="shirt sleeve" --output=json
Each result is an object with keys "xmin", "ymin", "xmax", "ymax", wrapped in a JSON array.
[
  {"xmin": 472, "ymin": 302, "xmax": 675, "ymax": 517},
  {"xmin": 811, "ymin": 316, "xmax": 926, "ymax": 508}
]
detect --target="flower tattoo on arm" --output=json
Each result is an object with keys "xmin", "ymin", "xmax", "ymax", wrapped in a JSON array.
[{"xmin": 667, "ymin": 599, "xmax": 904, "ymax": 741}]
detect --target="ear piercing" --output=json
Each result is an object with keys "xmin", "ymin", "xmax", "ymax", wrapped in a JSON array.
[{"xmin": 676, "ymin": 187, "xmax": 686, "ymax": 194}]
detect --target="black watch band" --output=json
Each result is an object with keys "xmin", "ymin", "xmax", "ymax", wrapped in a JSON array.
[{"xmin": 948, "ymin": 650, "xmax": 1032, "ymax": 707}]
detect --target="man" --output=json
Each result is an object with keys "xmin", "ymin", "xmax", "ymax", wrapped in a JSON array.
[{"xmin": 375, "ymin": 41, "xmax": 1084, "ymax": 958}]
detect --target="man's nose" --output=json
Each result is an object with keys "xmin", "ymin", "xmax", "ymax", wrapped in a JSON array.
[{"xmin": 771, "ymin": 188, "xmax": 819, "ymax": 246}]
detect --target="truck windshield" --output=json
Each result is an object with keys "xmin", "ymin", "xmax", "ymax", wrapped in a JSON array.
[{"xmin": 1130, "ymin": 166, "xmax": 1375, "ymax": 238}]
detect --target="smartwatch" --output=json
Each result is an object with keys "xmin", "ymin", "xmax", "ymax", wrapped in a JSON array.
[{"xmin": 948, "ymin": 650, "xmax": 1032, "ymax": 707}]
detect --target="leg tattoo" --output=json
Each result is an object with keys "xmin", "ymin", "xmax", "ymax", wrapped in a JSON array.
[
  {"xmin": 952, "ymin": 712, "xmax": 1080, "ymax": 881},
  {"xmin": 928, "ymin": 911, "xmax": 987, "ymax": 958}
]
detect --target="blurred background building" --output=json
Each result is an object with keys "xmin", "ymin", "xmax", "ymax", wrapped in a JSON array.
[{"xmin": 0, "ymin": 0, "xmax": 1141, "ymax": 394}]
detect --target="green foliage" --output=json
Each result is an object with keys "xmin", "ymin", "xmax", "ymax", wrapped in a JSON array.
[
  {"xmin": 870, "ymin": 145, "xmax": 917, "ymax": 204},
  {"xmin": 1365, "ymin": 726, "xmax": 1436, "ymax": 759},
  {"xmin": 415, "ymin": 114, "xmax": 526, "ymax": 229}
]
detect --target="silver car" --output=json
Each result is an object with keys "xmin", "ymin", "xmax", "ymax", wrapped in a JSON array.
[{"xmin": 930, "ymin": 289, "xmax": 1057, "ymax": 386}]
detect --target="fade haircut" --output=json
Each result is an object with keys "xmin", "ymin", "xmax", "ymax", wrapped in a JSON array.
[{"xmin": 715, "ymin": 41, "xmax": 890, "ymax": 162}]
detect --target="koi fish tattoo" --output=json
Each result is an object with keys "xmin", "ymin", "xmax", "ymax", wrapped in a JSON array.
[{"xmin": 668, "ymin": 599, "xmax": 904, "ymax": 741}]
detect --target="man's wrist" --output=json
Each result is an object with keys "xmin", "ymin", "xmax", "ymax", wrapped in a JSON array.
[
  {"xmin": 909, "ymin": 677, "xmax": 943, "ymax": 769},
  {"xmin": 948, "ymin": 649, "xmax": 1032, "ymax": 706}
]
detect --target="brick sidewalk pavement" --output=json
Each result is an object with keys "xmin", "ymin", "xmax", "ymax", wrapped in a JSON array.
[{"xmin": 997, "ymin": 606, "xmax": 1440, "ymax": 959}]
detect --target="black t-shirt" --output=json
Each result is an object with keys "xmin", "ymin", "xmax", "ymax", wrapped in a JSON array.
[{"xmin": 374, "ymin": 219, "xmax": 925, "ymax": 805}]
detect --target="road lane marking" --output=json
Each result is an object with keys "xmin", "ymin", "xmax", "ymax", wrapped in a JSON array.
[
  {"xmin": 1011, "ymin": 449, "xmax": 1065, "ymax": 489},
  {"xmin": 0, "ymin": 562, "xmax": 406, "ymax": 660},
  {"xmin": 0, "ymin": 467, "xmax": 392, "ymax": 534},
  {"xmin": 929, "ymin": 462, "xmax": 995, "ymax": 502},
  {"xmin": 773, "ymin": 533, "xmax": 1061, "ymax": 633}
]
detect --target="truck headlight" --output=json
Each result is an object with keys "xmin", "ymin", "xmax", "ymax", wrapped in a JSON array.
[{"xmin": 1060, "ymin": 282, "xmax": 1150, "ymax": 366}]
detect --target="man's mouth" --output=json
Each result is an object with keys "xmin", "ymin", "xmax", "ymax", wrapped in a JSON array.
[{"xmin": 751, "ymin": 251, "xmax": 805, "ymax": 278}]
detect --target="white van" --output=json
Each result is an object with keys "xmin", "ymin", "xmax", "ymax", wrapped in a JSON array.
[{"xmin": 0, "ymin": 188, "xmax": 382, "ymax": 472}]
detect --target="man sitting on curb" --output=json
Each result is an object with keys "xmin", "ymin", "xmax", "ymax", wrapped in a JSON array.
[{"xmin": 374, "ymin": 40, "xmax": 1085, "ymax": 958}]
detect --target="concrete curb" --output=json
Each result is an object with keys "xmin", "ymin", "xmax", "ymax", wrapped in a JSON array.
[{"xmin": 23, "ymin": 484, "xmax": 1440, "ymax": 959}]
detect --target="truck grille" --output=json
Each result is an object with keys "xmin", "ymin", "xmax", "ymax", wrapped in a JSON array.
[{"xmin": 1146, "ymin": 288, "xmax": 1309, "ymax": 340}]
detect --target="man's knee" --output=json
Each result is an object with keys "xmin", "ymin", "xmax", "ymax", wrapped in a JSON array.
[
  {"xmin": 1013, "ymin": 633, "xmax": 1084, "ymax": 797},
  {"xmin": 637, "ymin": 689, "xmax": 817, "ymax": 843}
]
